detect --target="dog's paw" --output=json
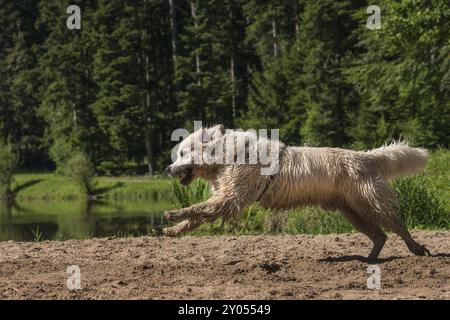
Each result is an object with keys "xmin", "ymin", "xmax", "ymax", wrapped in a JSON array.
[
  {"xmin": 422, "ymin": 245, "xmax": 432, "ymax": 257},
  {"xmin": 163, "ymin": 210, "xmax": 173, "ymax": 221},
  {"xmin": 162, "ymin": 226, "xmax": 178, "ymax": 237},
  {"xmin": 164, "ymin": 209, "xmax": 190, "ymax": 222},
  {"xmin": 164, "ymin": 210, "xmax": 179, "ymax": 222},
  {"xmin": 162, "ymin": 220, "xmax": 191, "ymax": 236}
]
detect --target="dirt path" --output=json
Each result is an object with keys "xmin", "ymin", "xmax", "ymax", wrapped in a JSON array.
[{"xmin": 0, "ymin": 231, "xmax": 449, "ymax": 299}]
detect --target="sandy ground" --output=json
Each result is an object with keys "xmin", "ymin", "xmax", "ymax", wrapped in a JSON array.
[{"xmin": 0, "ymin": 231, "xmax": 449, "ymax": 300}]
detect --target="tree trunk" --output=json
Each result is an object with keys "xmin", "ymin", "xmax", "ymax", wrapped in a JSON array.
[
  {"xmin": 72, "ymin": 103, "xmax": 77, "ymax": 128},
  {"xmin": 230, "ymin": 56, "xmax": 236, "ymax": 122},
  {"xmin": 169, "ymin": 0, "xmax": 178, "ymax": 75},
  {"xmin": 272, "ymin": 18, "xmax": 278, "ymax": 58},
  {"xmin": 144, "ymin": 117, "xmax": 154, "ymax": 175},
  {"xmin": 168, "ymin": 0, "xmax": 178, "ymax": 72},
  {"xmin": 191, "ymin": 0, "xmax": 203, "ymax": 120},
  {"xmin": 168, "ymin": 0, "xmax": 180, "ymax": 113},
  {"xmin": 141, "ymin": 0, "xmax": 155, "ymax": 175},
  {"xmin": 191, "ymin": 2, "xmax": 201, "ymax": 86},
  {"xmin": 294, "ymin": 0, "xmax": 299, "ymax": 35},
  {"xmin": 229, "ymin": 6, "xmax": 236, "ymax": 123},
  {"xmin": 145, "ymin": 56, "xmax": 155, "ymax": 175}
]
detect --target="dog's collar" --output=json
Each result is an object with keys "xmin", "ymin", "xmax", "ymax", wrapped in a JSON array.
[
  {"xmin": 256, "ymin": 175, "xmax": 276, "ymax": 202},
  {"xmin": 256, "ymin": 146, "xmax": 285, "ymax": 202}
]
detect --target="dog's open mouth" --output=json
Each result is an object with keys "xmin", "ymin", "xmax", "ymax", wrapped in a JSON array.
[{"xmin": 179, "ymin": 167, "xmax": 194, "ymax": 185}]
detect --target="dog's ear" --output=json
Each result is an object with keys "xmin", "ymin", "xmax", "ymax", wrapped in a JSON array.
[{"xmin": 203, "ymin": 124, "xmax": 225, "ymax": 142}]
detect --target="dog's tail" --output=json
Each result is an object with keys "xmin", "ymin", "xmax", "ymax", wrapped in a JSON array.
[{"xmin": 366, "ymin": 141, "xmax": 428, "ymax": 181}]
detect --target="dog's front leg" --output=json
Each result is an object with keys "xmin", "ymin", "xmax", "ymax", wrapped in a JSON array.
[
  {"xmin": 163, "ymin": 195, "xmax": 228, "ymax": 222},
  {"xmin": 162, "ymin": 216, "xmax": 204, "ymax": 236},
  {"xmin": 164, "ymin": 207, "xmax": 195, "ymax": 222},
  {"xmin": 162, "ymin": 196, "xmax": 244, "ymax": 236},
  {"xmin": 163, "ymin": 169, "xmax": 266, "ymax": 236}
]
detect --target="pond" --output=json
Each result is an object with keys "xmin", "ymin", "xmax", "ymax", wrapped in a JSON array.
[{"xmin": 0, "ymin": 199, "xmax": 174, "ymax": 241}]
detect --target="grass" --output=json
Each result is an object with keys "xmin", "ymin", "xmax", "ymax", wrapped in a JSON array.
[
  {"xmin": 188, "ymin": 205, "xmax": 353, "ymax": 236},
  {"xmin": 392, "ymin": 174, "xmax": 448, "ymax": 229},
  {"xmin": 65, "ymin": 152, "xmax": 95, "ymax": 196},
  {"xmin": 171, "ymin": 178, "xmax": 210, "ymax": 208},
  {"xmin": 12, "ymin": 173, "xmax": 172, "ymax": 201},
  {"xmin": 31, "ymin": 225, "xmax": 44, "ymax": 242},
  {"xmin": 423, "ymin": 148, "xmax": 450, "ymax": 205},
  {"xmin": 0, "ymin": 142, "xmax": 19, "ymax": 199}
]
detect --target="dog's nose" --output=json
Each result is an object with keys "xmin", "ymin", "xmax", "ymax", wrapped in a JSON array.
[{"xmin": 165, "ymin": 165, "xmax": 172, "ymax": 176}]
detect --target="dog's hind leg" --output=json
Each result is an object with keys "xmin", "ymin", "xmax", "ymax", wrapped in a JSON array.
[
  {"xmin": 369, "ymin": 181, "xmax": 431, "ymax": 256},
  {"xmin": 340, "ymin": 205, "xmax": 387, "ymax": 261},
  {"xmin": 380, "ymin": 213, "xmax": 431, "ymax": 256}
]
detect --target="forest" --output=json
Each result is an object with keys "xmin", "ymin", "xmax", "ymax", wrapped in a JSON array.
[{"xmin": 0, "ymin": 0, "xmax": 449, "ymax": 175}]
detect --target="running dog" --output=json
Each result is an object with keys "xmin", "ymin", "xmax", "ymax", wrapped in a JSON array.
[{"xmin": 164, "ymin": 125, "xmax": 430, "ymax": 260}]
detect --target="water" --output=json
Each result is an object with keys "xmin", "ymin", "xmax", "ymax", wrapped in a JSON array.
[{"xmin": 0, "ymin": 199, "xmax": 174, "ymax": 241}]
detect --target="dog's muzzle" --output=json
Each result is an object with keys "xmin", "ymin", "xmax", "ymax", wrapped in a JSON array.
[{"xmin": 166, "ymin": 165, "xmax": 194, "ymax": 185}]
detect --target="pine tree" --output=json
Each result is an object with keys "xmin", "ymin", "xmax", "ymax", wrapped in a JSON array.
[
  {"xmin": 346, "ymin": 0, "xmax": 450, "ymax": 148},
  {"xmin": 92, "ymin": 0, "xmax": 175, "ymax": 173},
  {"xmin": 0, "ymin": 0, "xmax": 447, "ymax": 171},
  {"xmin": 238, "ymin": 0, "xmax": 300, "ymax": 142},
  {"xmin": 288, "ymin": 0, "xmax": 364, "ymax": 147},
  {"xmin": 0, "ymin": 1, "xmax": 46, "ymax": 168},
  {"xmin": 36, "ymin": 0, "xmax": 104, "ymax": 169},
  {"xmin": 175, "ymin": 0, "xmax": 249, "ymax": 128}
]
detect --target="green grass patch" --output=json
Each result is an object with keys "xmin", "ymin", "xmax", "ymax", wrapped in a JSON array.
[
  {"xmin": 12, "ymin": 173, "xmax": 172, "ymax": 201},
  {"xmin": 171, "ymin": 178, "xmax": 210, "ymax": 208},
  {"xmin": 190, "ymin": 205, "xmax": 353, "ymax": 236},
  {"xmin": 392, "ymin": 174, "xmax": 449, "ymax": 229},
  {"xmin": 423, "ymin": 148, "xmax": 450, "ymax": 205}
]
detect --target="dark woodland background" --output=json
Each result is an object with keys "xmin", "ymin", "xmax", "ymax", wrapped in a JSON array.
[{"xmin": 0, "ymin": 0, "xmax": 449, "ymax": 174}]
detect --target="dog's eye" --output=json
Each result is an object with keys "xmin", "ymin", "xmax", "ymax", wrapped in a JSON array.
[{"xmin": 180, "ymin": 151, "xmax": 184, "ymax": 158}]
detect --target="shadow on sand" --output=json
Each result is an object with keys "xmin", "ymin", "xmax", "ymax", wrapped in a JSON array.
[
  {"xmin": 319, "ymin": 251, "xmax": 450, "ymax": 264},
  {"xmin": 319, "ymin": 255, "xmax": 406, "ymax": 264}
]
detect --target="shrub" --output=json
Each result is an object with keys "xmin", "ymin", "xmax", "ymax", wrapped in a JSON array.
[
  {"xmin": 283, "ymin": 207, "xmax": 353, "ymax": 234},
  {"xmin": 425, "ymin": 149, "xmax": 450, "ymax": 204},
  {"xmin": 0, "ymin": 142, "xmax": 19, "ymax": 199},
  {"xmin": 50, "ymin": 138, "xmax": 74, "ymax": 174},
  {"xmin": 171, "ymin": 178, "xmax": 209, "ymax": 208},
  {"xmin": 190, "ymin": 205, "xmax": 353, "ymax": 236},
  {"xmin": 392, "ymin": 175, "xmax": 449, "ymax": 229},
  {"xmin": 65, "ymin": 152, "xmax": 95, "ymax": 196}
]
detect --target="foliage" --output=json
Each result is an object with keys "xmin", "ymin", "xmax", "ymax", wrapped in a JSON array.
[
  {"xmin": 0, "ymin": 0, "xmax": 448, "ymax": 173},
  {"xmin": 171, "ymin": 178, "xmax": 210, "ymax": 208},
  {"xmin": 0, "ymin": 142, "xmax": 19, "ymax": 198},
  {"xmin": 64, "ymin": 152, "xmax": 95, "ymax": 196},
  {"xmin": 392, "ymin": 175, "xmax": 449, "ymax": 229},
  {"xmin": 12, "ymin": 173, "xmax": 172, "ymax": 201}
]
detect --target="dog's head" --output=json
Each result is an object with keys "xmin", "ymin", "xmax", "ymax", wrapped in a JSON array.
[{"xmin": 165, "ymin": 125, "xmax": 225, "ymax": 185}]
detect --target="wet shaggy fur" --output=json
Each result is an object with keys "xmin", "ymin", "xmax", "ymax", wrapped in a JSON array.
[{"xmin": 164, "ymin": 125, "xmax": 431, "ymax": 260}]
